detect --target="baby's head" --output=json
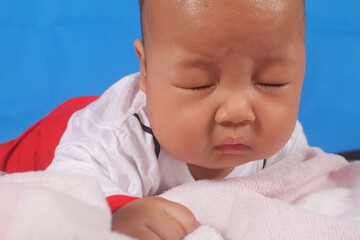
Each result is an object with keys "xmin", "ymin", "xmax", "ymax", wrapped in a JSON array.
[{"xmin": 134, "ymin": 0, "xmax": 306, "ymax": 179}]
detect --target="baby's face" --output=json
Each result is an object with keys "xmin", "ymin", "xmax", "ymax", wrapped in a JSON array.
[{"xmin": 135, "ymin": 0, "xmax": 305, "ymax": 179}]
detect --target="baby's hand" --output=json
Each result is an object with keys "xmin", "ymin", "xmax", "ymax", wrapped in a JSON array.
[{"xmin": 112, "ymin": 196, "xmax": 200, "ymax": 240}]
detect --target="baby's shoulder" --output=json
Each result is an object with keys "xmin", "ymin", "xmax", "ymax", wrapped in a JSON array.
[{"xmin": 75, "ymin": 73, "xmax": 146, "ymax": 129}]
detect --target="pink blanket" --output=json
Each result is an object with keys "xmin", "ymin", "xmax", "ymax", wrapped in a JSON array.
[
  {"xmin": 0, "ymin": 148, "xmax": 359, "ymax": 239},
  {"xmin": 162, "ymin": 147, "xmax": 360, "ymax": 240}
]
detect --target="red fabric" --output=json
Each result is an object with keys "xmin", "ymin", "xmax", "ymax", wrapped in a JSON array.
[
  {"xmin": 0, "ymin": 96, "xmax": 98, "ymax": 173},
  {"xmin": 0, "ymin": 96, "xmax": 137, "ymax": 212},
  {"xmin": 106, "ymin": 195, "xmax": 139, "ymax": 212}
]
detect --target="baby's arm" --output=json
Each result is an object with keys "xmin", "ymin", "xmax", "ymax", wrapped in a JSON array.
[{"xmin": 112, "ymin": 196, "xmax": 199, "ymax": 240}]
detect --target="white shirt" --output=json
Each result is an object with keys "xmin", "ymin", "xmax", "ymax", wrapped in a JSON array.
[{"xmin": 47, "ymin": 73, "xmax": 308, "ymax": 198}]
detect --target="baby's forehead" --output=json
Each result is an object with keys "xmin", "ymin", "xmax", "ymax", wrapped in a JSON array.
[
  {"xmin": 141, "ymin": 0, "xmax": 304, "ymax": 25},
  {"xmin": 141, "ymin": 0, "xmax": 304, "ymax": 12},
  {"xmin": 140, "ymin": 0, "xmax": 304, "ymax": 38}
]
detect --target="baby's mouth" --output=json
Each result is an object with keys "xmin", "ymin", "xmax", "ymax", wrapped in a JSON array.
[
  {"xmin": 215, "ymin": 138, "xmax": 251, "ymax": 154},
  {"xmin": 215, "ymin": 144, "xmax": 250, "ymax": 154}
]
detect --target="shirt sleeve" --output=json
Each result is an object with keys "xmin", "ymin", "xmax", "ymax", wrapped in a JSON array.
[
  {"xmin": 106, "ymin": 195, "xmax": 139, "ymax": 212},
  {"xmin": 46, "ymin": 103, "xmax": 160, "ymax": 201}
]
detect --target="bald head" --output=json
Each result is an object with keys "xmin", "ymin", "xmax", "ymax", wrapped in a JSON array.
[
  {"xmin": 138, "ymin": 0, "xmax": 305, "ymax": 47},
  {"xmin": 139, "ymin": 0, "xmax": 305, "ymax": 44},
  {"xmin": 138, "ymin": 0, "xmax": 305, "ymax": 12}
]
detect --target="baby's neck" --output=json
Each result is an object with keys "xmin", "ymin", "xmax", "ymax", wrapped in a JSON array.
[{"xmin": 187, "ymin": 164, "xmax": 234, "ymax": 180}]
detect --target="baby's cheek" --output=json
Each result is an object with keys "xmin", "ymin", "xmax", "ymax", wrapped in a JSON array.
[
  {"xmin": 261, "ymin": 119, "xmax": 296, "ymax": 155},
  {"xmin": 165, "ymin": 129, "xmax": 204, "ymax": 162}
]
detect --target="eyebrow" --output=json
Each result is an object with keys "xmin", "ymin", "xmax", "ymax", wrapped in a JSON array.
[
  {"xmin": 259, "ymin": 56, "xmax": 297, "ymax": 65},
  {"xmin": 175, "ymin": 55, "xmax": 297, "ymax": 69},
  {"xmin": 176, "ymin": 57, "xmax": 216, "ymax": 69}
]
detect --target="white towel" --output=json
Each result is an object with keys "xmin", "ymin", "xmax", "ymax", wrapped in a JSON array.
[
  {"xmin": 0, "ymin": 172, "xmax": 134, "ymax": 240},
  {"xmin": 161, "ymin": 147, "xmax": 360, "ymax": 240}
]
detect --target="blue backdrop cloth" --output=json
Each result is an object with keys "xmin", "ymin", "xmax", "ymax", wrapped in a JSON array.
[{"xmin": 0, "ymin": 0, "xmax": 359, "ymax": 153}]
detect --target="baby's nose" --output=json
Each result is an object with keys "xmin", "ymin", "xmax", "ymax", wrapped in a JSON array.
[{"xmin": 214, "ymin": 95, "xmax": 255, "ymax": 126}]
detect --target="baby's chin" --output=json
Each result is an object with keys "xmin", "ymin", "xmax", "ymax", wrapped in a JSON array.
[
  {"xmin": 185, "ymin": 155, "xmax": 254, "ymax": 169},
  {"xmin": 186, "ymin": 163, "xmax": 235, "ymax": 180}
]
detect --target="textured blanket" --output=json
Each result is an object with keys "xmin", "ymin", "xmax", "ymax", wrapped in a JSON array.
[
  {"xmin": 0, "ymin": 147, "xmax": 359, "ymax": 239},
  {"xmin": 164, "ymin": 147, "xmax": 360, "ymax": 240},
  {"xmin": 0, "ymin": 172, "xmax": 132, "ymax": 240}
]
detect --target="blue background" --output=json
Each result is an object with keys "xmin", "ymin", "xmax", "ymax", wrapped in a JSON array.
[{"xmin": 0, "ymin": 1, "xmax": 359, "ymax": 153}]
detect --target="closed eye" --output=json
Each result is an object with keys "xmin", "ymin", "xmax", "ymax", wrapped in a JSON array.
[
  {"xmin": 190, "ymin": 84, "xmax": 215, "ymax": 91},
  {"xmin": 259, "ymin": 83, "xmax": 289, "ymax": 89}
]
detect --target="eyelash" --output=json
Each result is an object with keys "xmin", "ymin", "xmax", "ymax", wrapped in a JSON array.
[
  {"xmin": 259, "ymin": 83, "xmax": 288, "ymax": 89},
  {"xmin": 190, "ymin": 85, "xmax": 214, "ymax": 91},
  {"xmin": 188, "ymin": 83, "xmax": 288, "ymax": 92}
]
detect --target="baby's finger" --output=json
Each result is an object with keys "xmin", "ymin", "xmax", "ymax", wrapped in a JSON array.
[
  {"xmin": 160, "ymin": 198, "xmax": 200, "ymax": 235},
  {"xmin": 114, "ymin": 223, "xmax": 161, "ymax": 240},
  {"xmin": 146, "ymin": 210, "xmax": 189, "ymax": 240}
]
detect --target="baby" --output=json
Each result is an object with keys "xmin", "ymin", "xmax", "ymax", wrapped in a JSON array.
[{"xmin": 47, "ymin": 0, "xmax": 307, "ymax": 239}]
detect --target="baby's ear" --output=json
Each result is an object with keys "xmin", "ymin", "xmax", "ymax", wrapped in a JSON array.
[{"xmin": 134, "ymin": 39, "xmax": 147, "ymax": 93}]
